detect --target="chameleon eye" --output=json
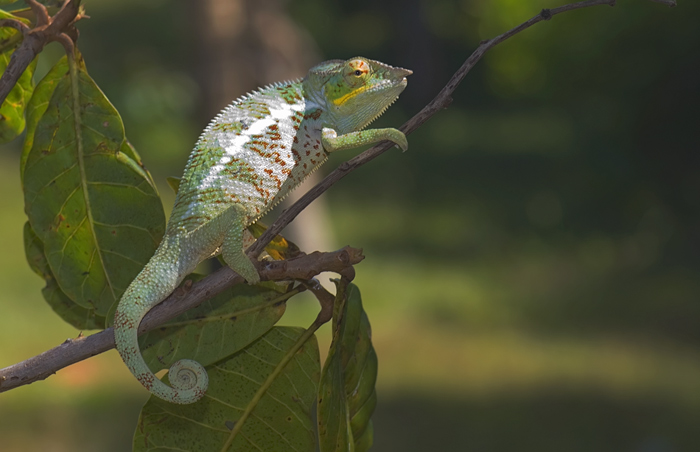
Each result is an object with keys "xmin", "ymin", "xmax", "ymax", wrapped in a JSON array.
[{"xmin": 354, "ymin": 70, "xmax": 362, "ymax": 76}]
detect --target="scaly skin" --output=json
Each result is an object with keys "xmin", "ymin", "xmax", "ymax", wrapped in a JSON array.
[{"xmin": 114, "ymin": 57, "xmax": 411, "ymax": 404}]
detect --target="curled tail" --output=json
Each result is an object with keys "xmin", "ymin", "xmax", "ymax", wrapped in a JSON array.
[{"xmin": 114, "ymin": 247, "xmax": 208, "ymax": 404}]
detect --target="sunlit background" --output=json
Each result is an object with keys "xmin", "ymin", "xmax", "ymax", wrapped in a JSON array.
[{"xmin": 1, "ymin": 0, "xmax": 699, "ymax": 450}]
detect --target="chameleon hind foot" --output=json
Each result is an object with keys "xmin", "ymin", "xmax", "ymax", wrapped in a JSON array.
[{"xmin": 222, "ymin": 209, "xmax": 261, "ymax": 284}]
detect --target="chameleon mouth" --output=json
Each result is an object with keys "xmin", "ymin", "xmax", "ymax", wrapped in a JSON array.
[
  {"xmin": 360, "ymin": 94, "xmax": 401, "ymax": 130},
  {"xmin": 358, "ymin": 76, "xmax": 408, "ymax": 130}
]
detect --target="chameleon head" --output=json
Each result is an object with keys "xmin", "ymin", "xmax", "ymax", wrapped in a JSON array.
[{"xmin": 305, "ymin": 57, "xmax": 411, "ymax": 135}]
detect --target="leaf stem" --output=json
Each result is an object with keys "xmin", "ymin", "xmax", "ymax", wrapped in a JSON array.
[
  {"xmin": 162, "ymin": 287, "xmax": 301, "ymax": 327},
  {"xmin": 0, "ymin": 0, "xmax": 82, "ymax": 106}
]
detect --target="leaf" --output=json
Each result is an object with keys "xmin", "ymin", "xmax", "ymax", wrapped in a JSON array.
[
  {"xmin": 248, "ymin": 221, "xmax": 302, "ymax": 261},
  {"xmin": 22, "ymin": 55, "xmax": 165, "ymax": 316},
  {"xmin": 318, "ymin": 283, "xmax": 378, "ymax": 452},
  {"xmin": 21, "ymin": 55, "xmax": 69, "ymax": 185},
  {"xmin": 134, "ymin": 326, "xmax": 321, "ymax": 452},
  {"xmin": 139, "ymin": 283, "xmax": 293, "ymax": 373},
  {"xmin": 166, "ymin": 175, "xmax": 181, "ymax": 193},
  {"xmin": 0, "ymin": 10, "xmax": 35, "ymax": 143},
  {"xmin": 23, "ymin": 221, "xmax": 104, "ymax": 329}
]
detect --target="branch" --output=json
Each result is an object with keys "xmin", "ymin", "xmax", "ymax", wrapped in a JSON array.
[
  {"xmin": 0, "ymin": 0, "xmax": 674, "ymax": 394},
  {"xmin": 0, "ymin": 247, "xmax": 364, "ymax": 392},
  {"xmin": 0, "ymin": 0, "xmax": 82, "ymax": 106},
  {"xmin": 0, "ymin": 19, "xmax": 30, "ymax": 33},
  {"xmin": 249, "ymin": 0, "xmax": 675, "ymax": 257}
]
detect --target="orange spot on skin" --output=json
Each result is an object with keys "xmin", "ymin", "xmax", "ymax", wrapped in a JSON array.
[
  {"xmin": 252, "ymin": 182, "xmax": 272, "ymax": 199},
  {"xmin": 249, "ymin": 139, "xmax": 270, "ymax": 151},
  {"xmin": 349, "ymin": 59, "xmax": 369, "ymax": 75},
  {"xmin": 304, "ymin": 109, "xmax": 322, "ymax": 120},
  {"xmin": 138, "ymin": 372, "xmax": 155, "ymax": 390}
]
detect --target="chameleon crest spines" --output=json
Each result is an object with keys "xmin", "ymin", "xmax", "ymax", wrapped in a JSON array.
[{"xmin": 114, "ymin": 57, "xmax": 410, "ymax": 404}]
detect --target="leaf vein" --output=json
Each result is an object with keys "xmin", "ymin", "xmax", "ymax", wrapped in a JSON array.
[
  {"xmin": 149, "ymin": 407, "xmax": 229, "ymax": 433},
  {"xmin": 102, "ymin": 249, "xmax": 143, "ymax": 266},
  {"xmin": 212, "ymin": 366, "xmax": 263, "ymax": 385}
]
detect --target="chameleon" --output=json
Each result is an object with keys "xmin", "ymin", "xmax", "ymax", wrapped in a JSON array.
[{"xmin": 113, "ymin": 56, "xmax": 411, "ymax": 404}]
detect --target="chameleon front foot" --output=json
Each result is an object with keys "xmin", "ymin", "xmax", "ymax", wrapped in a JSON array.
[{"xmin": 321, "ymin": 127, "xmax": 408, "ymax": 153}]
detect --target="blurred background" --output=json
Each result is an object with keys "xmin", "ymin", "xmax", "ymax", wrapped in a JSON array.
[{"xmin": 1, "ymin": 0, "xmax": 699, "ymax": 450}]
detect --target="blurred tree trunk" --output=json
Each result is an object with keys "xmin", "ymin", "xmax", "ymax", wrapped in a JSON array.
[{"xmin": 189, "ymin": 0, "xmax": 335, "ymax": 257}]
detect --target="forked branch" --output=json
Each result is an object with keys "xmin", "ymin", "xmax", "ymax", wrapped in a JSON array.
[
  {"xmin": 0, "ymin": 0, "xmax": 82, "ymax": 106},
  {"xmin": 0, "ymin": 247, "xmax": 364, "ymax": 392},
  {"xmin": 250, "ymin": 0, "xmax": 674, "ymax": 256},
  {"xmin": 0, "ymin": 0, "xmax": 675, "ymax": 394}
]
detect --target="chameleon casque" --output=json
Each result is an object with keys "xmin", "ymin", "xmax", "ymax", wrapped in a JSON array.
[{"xmin": 114, "ymin": 57, "xmax": 411, "ymax": 404}]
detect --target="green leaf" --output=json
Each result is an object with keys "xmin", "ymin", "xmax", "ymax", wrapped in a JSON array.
[
  {"xmin": 0, "ymin": 10, "xmax": 28, "ymax": 51},
  {"xmin": 0, "ymin": 10, "xmax": 35, "ymax": 143},
  {"xmin": 248, "ymin": 221, "xmax": 302, "ymax": 261},
  {"xmin": 119, "ymin": 137, "xmax": 157, "ymax": 189},
  {"xmin": 23, "ymin": 221, "xmax": 104, "ymax": 329},
  {"xmin": 318, "ymin": 283, "xmax": 378, "ymax": 452},
  {"xmin": 134, "ymin": 327, "xmax": 321, "ymax": 452},
  {"xmin": 22, "ymin": 56, "xmax": 165, "ymax": 317},
  {"xmin": 139, "ymin": 283, "xmax": 293, "ymax": 372},
  {"xmin": 165, "ymin": 175, "xmax": 181, "ymax": 193},
  {"xmin": 21, "ymin": 55, "xmax": 70, "ymax": 185}
]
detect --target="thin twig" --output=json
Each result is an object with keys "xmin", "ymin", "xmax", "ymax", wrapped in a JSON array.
[
  {"xmin": 0, "ymin": 247, "xmax": 364, "ymax": 392},
  {"xmin": 0, "ymin": 19, "xmax": 30, "ymax": 33},
  {"xmin": 0, "ymin": 0, "xmax": 675, "ymax": 394},
  {"xmin": 25, "ymin": 0, "xmax": 50, "ymax": 27},
  {"xmin": 248, "ymin": 0, "xmax": 638, "ymax": 258},
  {"xmin": 51, "ymin": 32, "xmax": 74, "ymax": 57},
  {"xmin": 0, "ymin": 0, "xmax": 81, "ymax": 106}
]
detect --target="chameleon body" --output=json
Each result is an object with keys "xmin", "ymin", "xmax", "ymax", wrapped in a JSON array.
[{"xmin": 114, "ymin": 57, "xmax": 411, "ymax": 404}]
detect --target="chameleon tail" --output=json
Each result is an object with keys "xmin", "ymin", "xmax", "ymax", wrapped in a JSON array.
[{"xmin": 114, "ymin": 246, "xmax": 208, "ymax": 404}]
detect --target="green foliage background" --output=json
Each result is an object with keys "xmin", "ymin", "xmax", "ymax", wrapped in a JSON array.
[{"xmin": 1, "ymin": 0, "xmax": 699, "ymax": 451}]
